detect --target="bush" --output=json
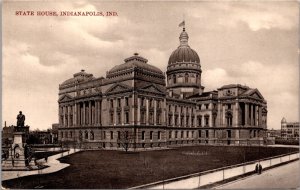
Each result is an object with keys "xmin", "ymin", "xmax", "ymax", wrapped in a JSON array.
[{"xmin": 275, "ymin": 138, "xmax": 299, "ymax": 145}]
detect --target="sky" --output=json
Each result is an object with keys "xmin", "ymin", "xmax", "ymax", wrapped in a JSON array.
[{"xmin": 2, "ymin": 0, "xmax": 299, "ymax": 130}]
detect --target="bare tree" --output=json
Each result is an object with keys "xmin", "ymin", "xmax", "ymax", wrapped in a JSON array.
[{"xmin": 117, "ymin": 129, "xmax": 134, "ymax": 152}]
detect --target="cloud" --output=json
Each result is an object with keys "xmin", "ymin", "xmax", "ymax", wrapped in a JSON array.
[{"xmin": 2, "ymin": 1, "xmax": 298, "ymax": 130}]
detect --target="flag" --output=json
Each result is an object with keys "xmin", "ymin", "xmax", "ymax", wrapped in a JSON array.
[{"xmin": 179, "ymin": 21, "xmax": 185, "ymax": 27}]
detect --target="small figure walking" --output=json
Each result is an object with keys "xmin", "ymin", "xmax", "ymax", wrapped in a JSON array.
[{"xmin": 255, "ymin": 163, "xmax": 263, "ymax": 175}]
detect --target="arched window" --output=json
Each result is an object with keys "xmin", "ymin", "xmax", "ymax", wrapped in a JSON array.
[{"xmin": 185, "ymin": 73, "xmax": 189, "ymax": 83}]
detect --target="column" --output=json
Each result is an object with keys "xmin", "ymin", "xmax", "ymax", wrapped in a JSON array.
[
  {"xmin": 146, "ymin": 99, "xmax": 149, "ymax": 125},
  {"xmin": 234, "ymin": 100, "xmax": 239, "ymax": 127},
  {"xmin": 99, "ymin": 100, "xmax": 102, "ymax": 125},
  {"xmin": 245, "ymin": 103, "xmax": 248, "ymax": 126},
  {"xmin": 73, "ymin": 104, "xmax": 77, "ymax": 126},
  {"xmin": 162, "ymin": 99, "xmax": 166, "ymax": 125},
  {"xmin": 172, "ymin": 106, "xmax": 175, "ymax": 127},
  {"xmin": 250, "ymin": 104, "xmax": 253, "ymax": 126},
  {"xmin": 258, "ymin": 106, "xmax": 262, "ymax": 126},
  {"xmin": 255, "ymin": 105, "xmax": 258, "ymax": 126},
  {"xmin": 62, "ymin": 106, "xmax": 65, "ymax": 127},
  {"xmin": 217, "ymin": 101, "xmax": 221, "ymax": 126},
  {"xmin": 137, "ymin": 97, "xmax": 140, "ymax": 125},
  {"xmin": 83, "ymin": 102, "xmax": 86, "ymax": 125},
  {"xmin": 95, "ymin": 101, "xmax": 98, "ymax": 125},
  {"xmin": 154, "ymin": 100, "xmax": 157, "ymax": 126},
  {"xmin": 114, "ymin": 99, "xmax": 117, "ymax": 126},
  {"xmin": 89, "ymin": 101, "xmax": 92, "ymax": 125},
  {"xmin": 222, "ymin": 104, "xmax": 226, "ymax": 127},
  {"xmin": 121, "ymin": 98, "xmax": 124, "ymax": 125}
]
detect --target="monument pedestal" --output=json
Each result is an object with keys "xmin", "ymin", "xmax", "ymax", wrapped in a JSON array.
[{"xmin": 2, "ymin": 131, "xmax": 32, "ymax": 170}]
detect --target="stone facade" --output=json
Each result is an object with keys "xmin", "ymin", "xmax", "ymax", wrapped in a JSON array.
[
  {"xmin": 57, "ymin": 26, "xmax": 267, "ymax": 149},
  {"xmin": 281, "ymin": 117, "xmax": 299, "ymax": 139}
]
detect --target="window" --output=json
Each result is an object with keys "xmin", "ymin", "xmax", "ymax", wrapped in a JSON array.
[
  {"xmin": 65, "ymin": 131, "xmax": 68, "ymax": 138},
  {"xmin": 175, "ymin": 131, "xmax": 178, "ymax": 138},
  {"xmin": 199, "ymin": 130, "xmax": 202, "ymax": 138},
  {"xmin": 79, "ymin": 131, "xmax": 82, "ymax": 140},
  {"xmin": 85, "ymin": 131, "xmax": 88, "ymax": 139},
  {"xmin": 158, "ymin": 131, "xmax": 161, "ymax": 140},
  {"xmin": 175, "ymin": 115, "xmax": 178, "ymax": 126},
  {"xmin": 149, "ymin": 99, "xmax": 153, "ymax": 107},
  {"xmin": 186, "ymin": 116, "xmax": 189, "ymax": 126},
  {"xmin": 181, "ymin": 131, "xmax": 184, "ymax": 138},
  {"xmin": 125, "ymin": 97, "xmax": 129, "ymax": 106},
  {"xmin": 110, "ymin": 99, "xmax": 114, "ymax": 108},
  {"xmin": 149, "ymin": 112, "xmax": 154, "ymax": 124},
  {"xmin": 117, "ymin": 131, "xmax": 120, "ymax": 139},
  {"xmin": 228, "ymin": 104, "xmax": 231, "ymax": 109},
  {"xmin": 117, "ymin": 113, "xmax": 121, "ymax": 124},
  {"xmin": 110, "ymin": 113, "xmax": 114, "ymax": 124},
  {"xmin": 156, "ymin": 113, "xmax": 161, "ymax": 124},
  {"xmin": 169, "ymin": 131, "xmax": 172, "ymax": 139},
  {"xmin": 125, "ymin": 112, "xmax": 129, "ymax": 124},
  {"xmin": 187, "ymin": 131, "xmax": 190, "ymax": 138},
  {"xmin": 168, "ymin": 115, "xmax": 172, "ymax": 125},
  {"xmin": 157, "ymin": 100, "xmax": 160, "ymax": 108},
  {"xmin": 169, "ymin": 105, "xmax": 172, "ymax": 111},
  {"xmin": 181, "ymin": 117, "xmax": 184, "ymax": 126},
  {"xmin": 61, "ymin": 132, "xmax": 63, "ymax": 138},
  {"xmin": 191, "ymin": 117, "xmax": 194, "ymax": 126},
  {"xmin": 117, "ymin": 98, "xmax": 121, "ymax": 107},
  {"xmin": 141, "ymin": 112, "xmax": 145, "ymax": 124},
  {"xmin": 192, "ymin": 131, "xmax": 194, "ymax": 138},
  {"xmin": 198, "ymin": 116, "xmax": 202, "ymax": 127},
  {"xmin": 142, "ymin": 131, "xmax": 145, "ymax": 140},
  {"xmin": 205, "ymin": 116, "xmax": 209, "ymax": 126},
  {"xmin": 141, "ymin": 98, "xmax": 145, "ymax": 106},
  {"xmin": 185, "ymin": 73, "xmax": 189, "ymax": 83},
  {"xmin": 90, "ymin": 131, "xmax": 94, "ymax": 140},
  {"xmin": 110, "ymin": 131, "xmax": 113, "ymax": 139},
  {"xmin": 205, "ymin": 104, "xmax": 209, "ymax": 109},
  {"xmin": 70, "ymin": 131, "xmax": 73, "ymax": 138},
  {"xmin": 150, "ymin": 131, "xmax": 153, "ymax": 140},
  {"xmin": 103, "ymin": 131, "xmax": 106, "ymax": 139},
  {"xmin": 173, "ymin": 74, "xmax": 176, "ymax": 84},
  {"xmin": 175, "ymin": 106, "xmax": 177, "ymax": 112}
]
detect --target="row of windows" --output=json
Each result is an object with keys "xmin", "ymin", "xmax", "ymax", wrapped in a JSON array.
[
  {"xmin": 168, "ymin": 105, "xmax": 195, "ymax": 113},
  {"xmin": 109, "ymin": 97, "xmax": 162, "ymax": 108},
  {"xmin": 168, "ymin": 115, "xmax": 211, "ymax": 126},
  {"xmin": 170, "ymin": 73, "xmax": 199, "ymax": 84},
  {"xmin": 110, "ymin": 112, "xmax": 161, "ymax": 124}
]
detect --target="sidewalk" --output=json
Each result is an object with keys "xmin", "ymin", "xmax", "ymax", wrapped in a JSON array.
[
  {"xmin": 2, "ymin": 148, "xmax": 80, "ymax": 181},
  {"xmin": 214, "ymin": 160, "xmax": 300, "ymax": 189}
]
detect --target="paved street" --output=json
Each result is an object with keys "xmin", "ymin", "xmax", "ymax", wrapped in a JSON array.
[{"xmin": 215, "ymin": 160, "xmax": 300, "ymax": 189}]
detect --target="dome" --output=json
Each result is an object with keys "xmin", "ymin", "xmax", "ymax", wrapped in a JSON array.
[
  {"xmin": 108, "ymin": 53, "xmax": 163, "ymax": 74},
  {"xmin": 168, "ymin": 28, "xmax": 200, "ymax": 65},
  {"xmin": 61, "ymin": 70, "xmax": 94, "ymax": 86},
  {"xmin": 281, "ymin": 117, "xmax": 287, "ymax": 123}
]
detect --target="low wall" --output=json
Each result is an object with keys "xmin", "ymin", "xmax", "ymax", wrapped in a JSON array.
[{"xmin": 130, "ymin": 151, "xmax": 299, "ymax": 189}]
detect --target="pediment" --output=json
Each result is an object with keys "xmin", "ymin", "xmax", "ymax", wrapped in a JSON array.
[
  {"xmin": 105, "ymin": 83, "xmax": 131, "ymax": 94},
  {"xmin": 140, "ymin": 84, "xmax": 164, "ymax": 94},
  {"xmin": 249, "ymin": 89, "xmax": 264, "ymax": 100},
  {"xmin": 58, "ymin": 94, "xmax": 73, "ymax": 102}
]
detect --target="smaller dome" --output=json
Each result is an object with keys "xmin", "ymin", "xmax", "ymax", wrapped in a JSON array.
[
  {"xmin": 108, "ymin": 53, "xmax": 163, "ymax": 74},
  {"xmin": 61, "ymin": 70, "xmax": 94, "ymax": 86},
  {"xmin": 281, "ymin": 117, "xmax": 287, "ymax": 123}
]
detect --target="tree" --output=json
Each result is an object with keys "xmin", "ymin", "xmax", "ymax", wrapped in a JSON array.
[{"xmin": 117, "ymin": 129, "xmax": 135, "ymax": 152}]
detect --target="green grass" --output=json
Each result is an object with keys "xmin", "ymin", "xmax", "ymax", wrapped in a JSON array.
[{"xmin": 2, "ymin": 145, "xmax": 298, "ymax": 189}]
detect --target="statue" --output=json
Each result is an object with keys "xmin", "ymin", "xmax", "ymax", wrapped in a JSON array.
[{"xmin": 16, "ymin": 111, "xmax": 25, "ymax": 127}]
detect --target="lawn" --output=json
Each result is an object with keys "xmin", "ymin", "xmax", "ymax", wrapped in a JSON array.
[{"xmin": 2, "ymin": 145, "xmax": 298, "ymax": 189}]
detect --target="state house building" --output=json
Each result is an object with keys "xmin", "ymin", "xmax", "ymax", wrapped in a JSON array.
[{"xmin": 57, "ymin": 26, "xmax": 268, "ymax": 149}]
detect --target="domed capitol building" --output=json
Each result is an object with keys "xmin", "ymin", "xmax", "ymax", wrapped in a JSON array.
[{"xmin": 57, "ymin": 24, "xmax": 268, "ymax": 149}]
